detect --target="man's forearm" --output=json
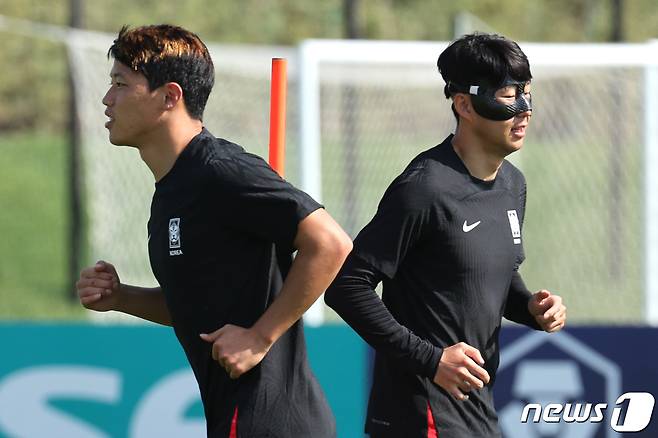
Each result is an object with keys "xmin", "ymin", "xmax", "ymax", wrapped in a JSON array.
[
  {"xmin": 325, "ymin": 253, "xmax": 442, "ymax": 378},
  {"xmin": 252, "ymin": 242, "xmax": 348, "ymax": 345},
  {"xmin": 504, "ymin": 271, "xmax": 541, "ymax": 330},
  {"xmin": 116, "ymin": 285, "xmax": 172, "ymax": 326},
  {"xmin": 252, "ymin": 211, "xmax": 352, "ymax": 345}
]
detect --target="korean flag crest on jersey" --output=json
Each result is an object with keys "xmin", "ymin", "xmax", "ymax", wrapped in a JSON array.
[
  {"xmin": 168, "ymin": 218, "xmax": 182, "ymax": 255},
  {"xmin": 507, "ymin": 210, "xmax": 521, "ymax": 245}
]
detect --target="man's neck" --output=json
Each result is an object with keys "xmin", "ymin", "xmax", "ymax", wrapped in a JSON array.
[
  {"xmin": 138, "ymin": 119, "xmax": 203, "ymax": 181},
  {"xmin": 451, "ymin": 127, "xmax": 505, "ymax": 181}
]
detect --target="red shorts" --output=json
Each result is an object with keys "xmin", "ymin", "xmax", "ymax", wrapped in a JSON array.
[
  {"xmin": 427, "ymin": 402, "xmax": 438, "ymax": 438},
  {"xmin": 229, "ymin": 407, "xmax": 238, "ymax": 438}
]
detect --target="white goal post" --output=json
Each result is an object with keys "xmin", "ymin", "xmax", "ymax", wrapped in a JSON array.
[
  {"xmin": 298, "ymin": 39, "xmax": 658, "ymax": 325},
  {"xmin": 3, "ymin": 14, "xmax": 657, "ymax": 326}
]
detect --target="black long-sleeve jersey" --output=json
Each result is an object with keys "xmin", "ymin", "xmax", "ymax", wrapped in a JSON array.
[
  {"xmin": 325, "ymin": 135, "xmax": 540, "ymax": 438},
  {"xmin": 148, "ymin": 129, "xmax": 335, "ymax": 438}
]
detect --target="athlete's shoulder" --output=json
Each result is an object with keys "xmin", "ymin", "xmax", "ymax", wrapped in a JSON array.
[
  {"xmin": 500, "ymin": 159, "xmax": 527, "ymax": 192},
  {"xmin": 400, "ymin": 140, "xmax": 477, "ymax": 205},
  {"xmin": 192, "ymin": 131, "xmax": 271, "ymax": 182},
  {"xmin": 200, "ymin": 134, "xmax": 306, "ymax": 207},
  {"xmin": 404, "ymin": 137, "xmax": 467, "ymax": 183},
  {"xmin": 380, "ymin": 139, "xmax": 463, "ymax": 212},
  {"xmin": 194, "ymin": 130, "xmax": 247, "ymax": 161}
]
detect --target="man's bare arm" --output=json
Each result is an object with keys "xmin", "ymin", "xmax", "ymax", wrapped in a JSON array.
[
  {"xmin": 77, "ymin": 260, "xmax": 172, "ymax": 326},
  {"xmin": 200, "ymin": 208, "xmax": 352, "ymax": 378}
]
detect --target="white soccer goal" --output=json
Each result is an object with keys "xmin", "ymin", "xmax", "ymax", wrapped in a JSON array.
[
  {"xmin": 64, "ymin": 33, "xmax": 658, "ymax": 326},
  {"xmin": 4, "ymin": 14, "xmax": 657, "ymax": 325},
  {"xmin": 297, "ymin": 39, "xmax": 658, "ymax": 325}
]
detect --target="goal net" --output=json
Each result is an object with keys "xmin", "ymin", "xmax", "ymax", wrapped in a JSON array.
[
  {"xmin": 66, "ymin": 31, "xmax": 658, "ymax": 325},
  {"xmin": 296, "ymin": 39, "xmax": 658, "ymax": 325},
  {"xmin": 66, "ymin": 29, "xmax": 307, "ymax": 320}
]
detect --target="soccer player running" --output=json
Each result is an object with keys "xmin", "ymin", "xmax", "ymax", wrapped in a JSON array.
[
  {"xmin": 76, "ymin": 25, "xmax": 351, "ymax": 438},
  {"xmin": 325, "ymin": 33, "xmax": 567, "ymax": 438}
]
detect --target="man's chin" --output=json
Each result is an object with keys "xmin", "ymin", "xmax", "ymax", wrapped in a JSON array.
[
  {"xmin": 508, "ymin": 138, "xmax": 525, "ymax": 152},
  {"xmin": 108, "ymin": 134, "xmax": 130, "ymax": 147},
  {"xmin": 500, "ymin": 142, "xmax": 523, "ymax": 158}
]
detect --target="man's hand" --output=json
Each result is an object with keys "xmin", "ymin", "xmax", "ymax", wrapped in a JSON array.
[
  {"xmin": 76, "ymin": 260, "xmax": 121, "ymax": 312},
  {"xmin": 528, "ymin": 289, "xmax": 566, "ymax": 333},
  {"xmin": 433, "ymin": 342, "xmax": 491, "ymax": 401},
  {"xmin": 200, "ymin": 325, "xmax": 272, "ymax": 379}
]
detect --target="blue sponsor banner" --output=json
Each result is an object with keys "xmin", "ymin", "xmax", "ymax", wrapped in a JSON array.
[
  {"xmin": 3, "ymin": 324, "xmax": 655, "ymax": 437},
  {"xmin": 495, "ymin": 327, "xmax": 658, "ymax": 438},
  {"xmin": 0, "ymin": 324, "xmax": 367, "ymax": 438}
]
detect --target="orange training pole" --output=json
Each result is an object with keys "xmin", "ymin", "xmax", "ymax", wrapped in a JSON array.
[{"xmin": 268, "ymin": 58, "xmax": 287, "ymax": 177}]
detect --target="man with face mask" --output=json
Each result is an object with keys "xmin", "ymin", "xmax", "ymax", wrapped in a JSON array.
[{"xmin": 325, "ymin": 33, "xmax": 567, "ymax": 438}]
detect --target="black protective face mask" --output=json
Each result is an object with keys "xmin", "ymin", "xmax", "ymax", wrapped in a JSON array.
[{"xmin": 449, "ymin": 79, "xmax": 532, "ymax": 121}]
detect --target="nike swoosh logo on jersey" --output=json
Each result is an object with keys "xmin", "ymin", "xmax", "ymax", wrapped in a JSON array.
[{"xmin": 462, "ymin": 220, "xmax": 481, "ymax": 232}]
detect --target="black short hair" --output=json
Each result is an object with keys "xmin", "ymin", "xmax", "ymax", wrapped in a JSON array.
[{"xmin": 437, "ymin": 33, "xmax": 532, "ymax": 119}]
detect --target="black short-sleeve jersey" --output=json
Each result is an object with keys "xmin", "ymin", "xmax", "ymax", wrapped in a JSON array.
[
  {"xmin": 353, "ymin": 135, "xmax": 529, "ymax": 438},
  {"xmin": 147, "ymin": 128, "xmax": 334, "ymax": 438}
]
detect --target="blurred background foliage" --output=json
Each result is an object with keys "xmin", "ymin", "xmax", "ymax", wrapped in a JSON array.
[
  {"xmin": 0, "ymin": 0, "xmax": 657, "ymax": 135},
  {"xmin": 0, "ymin": 0, "xmax": 656, "ymax": 319}
]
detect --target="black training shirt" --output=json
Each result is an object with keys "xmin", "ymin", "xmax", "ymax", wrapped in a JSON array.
[
  {"xmin": 148, "ymin": 128, "xmax": 335, "ymax": 438},
  {"xmin": 325, "ymin": 135, "xmax": 540, "ymax": 438}
]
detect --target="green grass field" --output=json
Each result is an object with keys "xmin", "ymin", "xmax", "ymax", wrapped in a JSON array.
[
  {"xmin": 320, "ymin": 134, "xmax": 645, "ymax": 324},
  {"xmin": 0, "ymin": 133, "xmax": 86, "ymax": 319},
  {"xmin": 1, "ymin": 131, "xmax": 645, "ymax": 323},
  {"xmin": 521, "ymin": 140, "xmax": 643, "ymax": 323}
]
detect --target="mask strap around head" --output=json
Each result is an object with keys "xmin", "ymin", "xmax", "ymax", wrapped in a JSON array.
[{"xmin": 447, "ymin": 79, "xmax": 531, "ymax": 121}]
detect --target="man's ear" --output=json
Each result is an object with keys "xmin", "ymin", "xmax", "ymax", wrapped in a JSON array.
[
  {"xmin": 163, "ymin": 82, "xmax": 183, "ymax": 110},
  {"xmin": 453, "ymin": 94, "xmax": 474, "ymax": 123}
]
